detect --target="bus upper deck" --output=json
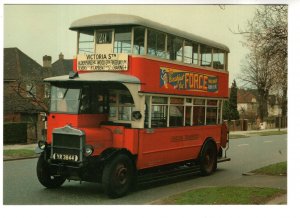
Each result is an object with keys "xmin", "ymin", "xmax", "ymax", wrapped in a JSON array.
[
  {"xmin": 70, "ymin": 14, "xmax": 229, "ymax": 71},
  {"xmin": 68, "ymin": 14, "xmax": 229, "ymax": 99}
]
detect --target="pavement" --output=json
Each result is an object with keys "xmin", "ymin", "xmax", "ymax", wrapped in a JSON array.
[
  {"xmin": 3, "ymin": 128, "xmax": 287, "ymax": 204},
  {"xmin": 229, "ymin": 128, "xmax": 287, "ymax": 136}
]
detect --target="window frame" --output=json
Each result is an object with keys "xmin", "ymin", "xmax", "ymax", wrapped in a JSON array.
[{"xmin": 145, "ymin": 94, "xmax": 223, "ymax": 128}]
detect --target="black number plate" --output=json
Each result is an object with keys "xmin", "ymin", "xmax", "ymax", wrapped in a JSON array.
[{"xmin": 52, "ymin": 153, "xmax": 79, "ymax": 162}]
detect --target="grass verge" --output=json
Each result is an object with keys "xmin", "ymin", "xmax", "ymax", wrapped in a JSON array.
[
  {"xmin": 4, "ymin": 149, "xmax": 37, "ymax": 159},
  {"xmin": 157, "ymin": 186, "xmax": 286, "ymax": 205},
  {"xmin": 250, "ymin": 161, "xmax": 287, "ymax": 176}
]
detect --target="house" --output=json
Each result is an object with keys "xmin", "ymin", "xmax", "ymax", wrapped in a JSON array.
[
  {"xmin": 236, "ymin": 89, "xmax": 258, "ymax": 120},
  {"xmin": 4, "ymin": 48, "xmax": 47, "ymax": 143},
  {"xmin": 46, "ymin": 52, "xmax": 73, "ymax": 76},
  {"xmin": 3, "ymin": 47, "xmax": 73, "ymax": 143}
]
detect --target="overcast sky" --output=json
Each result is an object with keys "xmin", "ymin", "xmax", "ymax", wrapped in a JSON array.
[{"xmin": 3, "ymin": 4, "xmax": 260, "ymax": 84}]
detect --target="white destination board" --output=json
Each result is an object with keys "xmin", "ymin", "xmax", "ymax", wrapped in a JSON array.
[{"xmin": 77, "ymin": 53, "xmax": 128, "ymax": 71}]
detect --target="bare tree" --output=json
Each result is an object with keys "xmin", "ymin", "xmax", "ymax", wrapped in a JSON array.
[{"xmin": 238, "ymin": 5, "xmax": 287, "ymax": 120}]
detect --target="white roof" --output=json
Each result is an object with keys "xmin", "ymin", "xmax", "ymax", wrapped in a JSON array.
[
  {"xmin": 70, "ymin": 14, "xmax": 229, "ymax": 52},
  {"xmin": 44, "ymin": 72, "xmax": 140, "ymax": 84}
]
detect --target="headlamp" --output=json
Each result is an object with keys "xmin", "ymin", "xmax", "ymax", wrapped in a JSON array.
[
  {"xmin": 84, "ymin": 145, "xmax": 94, "ymax": 156},
  {"xmin": 38, "ymin": 140, "xmax": 47, "ymax": 150}
]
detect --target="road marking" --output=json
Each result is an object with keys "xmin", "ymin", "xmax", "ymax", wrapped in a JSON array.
[
  {"xmin": 237, "ymin": 144, "xmax": 249, "ymax": 147},
  {"xmin": 264, "ymin": 141, "xmax": 273, "ymax": 143}
]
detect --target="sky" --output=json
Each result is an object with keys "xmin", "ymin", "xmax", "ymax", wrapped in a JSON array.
[{"xmin": 3, "ymin": 4, "xmax": 260, "ymax": 85}]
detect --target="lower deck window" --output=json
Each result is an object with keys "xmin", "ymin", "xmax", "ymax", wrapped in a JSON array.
[
  {"xmin": 146, "ymin": 95, "xmax": 223, "ymax": 128},
  {"xmin": 151, "ymin": 105, "xmax": 168, "ymax": 127},
  {"xmin": 169, "ymin": 105, "xmax": 184, "ymax": 127},
  {"xmin": 193, "ymin": 106, "xmax": 205, "ymax": 125},
  {"xmin": 206, "ymin": 107, "xmax": 218, "ymax": 125}
]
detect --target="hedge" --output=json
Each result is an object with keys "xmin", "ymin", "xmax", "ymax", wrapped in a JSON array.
[{"xmin": 3, "ymin": 122, "xmax": 27, "ymax": 144}]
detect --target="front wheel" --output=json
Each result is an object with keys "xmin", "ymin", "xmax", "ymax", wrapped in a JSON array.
[
  {"xmin": 199, "ymin": 141, "xmax": 217, "ymax": 176},
  {"xmin": 36, "ymin": 154, "xmax": 66, "ymax": 188},
  {"xmin": 102, "ymin": 154, "xmax": 135, "ymax": 198}
]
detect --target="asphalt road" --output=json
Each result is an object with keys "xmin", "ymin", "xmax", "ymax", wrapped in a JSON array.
[{"xmin": 3, "ymin": 134, "xmax": 287, "ymax": 205}]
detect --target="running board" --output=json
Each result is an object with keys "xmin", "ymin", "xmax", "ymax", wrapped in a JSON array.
[
  {"xmin": 137, "ymin": 158, "xmax": 231, "ymax": 186},
  {"xmin": 217, "ymin": 157, "xmax": 231, "ymax": 163},
  {"xmin": 137, "ymin": 165, "xmax": 201, "ymax": 186}
]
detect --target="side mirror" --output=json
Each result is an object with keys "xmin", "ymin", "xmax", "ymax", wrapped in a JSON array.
[{"xmin": 132, "ymin": 111, "xmax": 142, "ymax": 120}]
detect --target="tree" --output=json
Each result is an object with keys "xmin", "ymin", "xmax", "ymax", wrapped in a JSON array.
[
  {"xmin": 229, "ymin": 80, "xmax": 240, "ymax": 120},
  {"xmin": 223, "ymin": 80, "xmax": 240, "ymax": 121},
  {"xmin": 238, "ymin": 5, "xmax": 287, "ymax": 121}
]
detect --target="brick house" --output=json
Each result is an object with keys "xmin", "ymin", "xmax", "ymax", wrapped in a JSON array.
[{"xmin": 4, "ymin": 48, "xmax": 72, "ymax": 143}]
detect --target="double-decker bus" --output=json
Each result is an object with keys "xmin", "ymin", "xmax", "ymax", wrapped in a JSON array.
[{"xmin": 36, "ymin": 14, "xmax": 230, "ymax": 198}]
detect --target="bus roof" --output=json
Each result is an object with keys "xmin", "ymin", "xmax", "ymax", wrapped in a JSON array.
[
  {"xmin": 44, "ymin": 72, "xmax": 140, "ymax": 84},
  {"xmin": 70, "ymin": 14, "xmax": 230, "ymax": 52}
]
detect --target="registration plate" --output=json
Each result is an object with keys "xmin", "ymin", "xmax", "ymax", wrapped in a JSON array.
[{"xmin": 52, "ymin": 153, "xmax": 79, "ymax": 162}]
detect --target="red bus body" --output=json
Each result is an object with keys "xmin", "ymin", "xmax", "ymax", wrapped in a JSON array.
[
  {"xmin": 46, "ymin": 55, "xmax": 228, "ymax": 170},
  {"xmin": 37, "ymin": 14, "xmax": 230, "ymax": 198}
]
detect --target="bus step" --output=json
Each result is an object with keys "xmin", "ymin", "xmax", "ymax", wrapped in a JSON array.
[{"xmin": 217, "ymin": 157, "xmax": 231, "ymax": 163}]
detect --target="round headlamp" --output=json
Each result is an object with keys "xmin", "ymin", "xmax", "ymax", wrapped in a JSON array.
[
  {"xmin": 38, "ymin": 140, "xmax": 47, "ymax": 150},
  {"xmin": 84, "ymin": 145, "xmax": 94, "ymax": 156}
]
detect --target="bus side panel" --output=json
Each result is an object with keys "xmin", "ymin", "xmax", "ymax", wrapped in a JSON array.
[
  {"xmin": 129, "ymin": 57, "xmax": 229, "ymax": 98},
  {"xmin": 136, "ymin": 125, "xmax": 222, "ymax": 170}
]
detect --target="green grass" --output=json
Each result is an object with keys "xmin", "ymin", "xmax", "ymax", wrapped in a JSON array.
[
  {"xmin": 3, "ymin": 149, "xmax": 36, "ymax": 159},
  {"xmin": 159, "ymin": 186, "xmax": 286, "ymax": 205},
  {"xmin": 251, "ymin": 162, "xmax": 287, "ymax": 176}
]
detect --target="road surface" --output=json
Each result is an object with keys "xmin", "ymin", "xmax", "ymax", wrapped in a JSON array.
[{"xmin": 3, "ymin": 133, "xmax": 287, "ymax": 205}]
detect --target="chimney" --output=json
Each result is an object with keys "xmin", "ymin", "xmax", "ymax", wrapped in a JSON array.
[
  {"xmin": 43, "ymin": 55, "xmax": 52, "ymax": 68},
  {"xmin": 59, "ymin": 52, "xmax": 64, "ymax": 60}
]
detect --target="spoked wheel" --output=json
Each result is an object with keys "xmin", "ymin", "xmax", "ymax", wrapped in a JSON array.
[
  {"xmin": 199, "ymin": 141, "xmax": 217, "ymax": 176},
  {"xmin": 36, "ymin": 154, "xmax": 66, "ymax": 188},
  {"xmin": 102, "ymin": 154, "xmax": 135, "ymax": 198}
]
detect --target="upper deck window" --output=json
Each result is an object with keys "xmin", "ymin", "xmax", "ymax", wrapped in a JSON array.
[
  {"xmin": 133, "ymin": 27, "xmax": 145, "ymax": 55},
  {"xmin": 201, "ymin": 45, "xmax": 212, "ymax": 67},
  {"xmin": 147, "ymin": 29, "xmax": 167, "ymax": 58},
  {"xmin": 184, "ymin": 40, "xmax": 199, "ymax": 64},
  {"xmin": 213, "ymin": 49, "xmax": 225, "ymax": 70},
  {"xmin": 78, "ymin": 30, "xmax": 94, "ymax": 54},
  {"xmin": 114, "ymin": 27, "xmax": 132, "ymax": 53},
  {"xmin": 167, "ymin": 35, "xmax": 183, "ymax": 61}
]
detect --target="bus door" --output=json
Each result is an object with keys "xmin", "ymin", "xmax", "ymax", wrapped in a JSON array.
[{"xmin": 95, "ymin": 29, "xmax": 114, "ymax": 53}]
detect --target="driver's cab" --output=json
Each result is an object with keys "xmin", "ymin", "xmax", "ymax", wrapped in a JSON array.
[{"xmin": 48, "ymin": 81, "xmax": 144, "ymax": 129}]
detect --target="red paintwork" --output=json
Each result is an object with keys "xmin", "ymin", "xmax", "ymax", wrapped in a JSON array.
[
  {"xmin": 75, "ymin": 55, "xmax": 229, "ymax": 98},
  {"xmin": 136, "ymin": 125, "xmax": 222, "ymax": 169},
  {"xmin": 128, "ymin": 57, "xmax": 228, "ymax": 98},
  {"xmin": 48, "ymin": 55, "xmax": 228, "ymax": 169},
  {"xmin": 47, "ymin": 114, "xmax": 112, "ymax": 156}
]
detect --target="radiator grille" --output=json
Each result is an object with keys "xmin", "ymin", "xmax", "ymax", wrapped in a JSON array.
[{"xmin": 50, "ymin": 125, "xmax": 85, "ymax": 163}]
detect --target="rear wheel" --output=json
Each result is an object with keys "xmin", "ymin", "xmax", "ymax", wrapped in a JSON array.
[
  {"xmin": 36, "ymin": 154, "xmax": 66, "ymax": 188},
  {"xmin": 102, "ymin": 154, "xmax": 134, "ymax": 198},
  {"xmin": 199, "ymin": 141, "xmax": 217, "ymax": 176}
]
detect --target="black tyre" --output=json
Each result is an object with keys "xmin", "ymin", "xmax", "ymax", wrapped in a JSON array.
[
  {"xmin": 102, "ymin": 154, "xmax": 134, "ymax": 198},
  {"xmin": 199, "ymin": 141, "xmax": 217, "ymax": 176},
  {"xmin": 36, "ymin": 154, "xmax": 66, "ymax": 188}
]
